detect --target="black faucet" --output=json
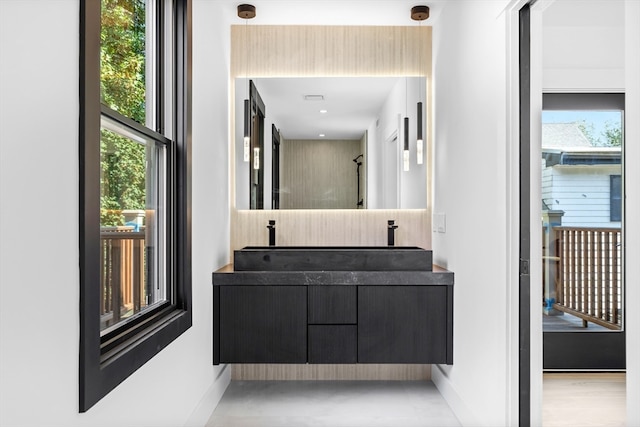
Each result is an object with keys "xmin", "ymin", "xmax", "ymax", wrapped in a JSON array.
[
  {"xmin": 267, "ymin": 220, "xmax": 276, "ymax": 246},
  {"xmin": 387, "ymin": 220, "xmax": 398, "ymax": 246}
]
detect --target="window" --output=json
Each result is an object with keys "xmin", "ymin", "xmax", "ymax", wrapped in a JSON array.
[
  {"xmin": 610, "ymin": 175, "xmax": 622, "ymax": 222},
  {"xmin": 80, "ymin": 0, "xmax": 191, "ymax": 412}
]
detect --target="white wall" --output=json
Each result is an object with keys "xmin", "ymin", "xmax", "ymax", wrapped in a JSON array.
[
  {"xmin": 542, "ymin": 0, "xmax": 625, "ymax": 92},
  {"xmin": 624, "ymin": 1, "xmax": 640, "ymax": 424},
  {"xmin": 371, "ymin": 77, "xmax": 427, "ymax": 209},
  {"xmin": 366, "ymin": 120, "xmax": 380, "ymax": 207},
  {"xmin": 431, "ymin": 1, "xmax": 514, "ymax": 425},
  {"xmin": 0, "ymin": 1, "xmax": 231, "ymax": 426}
]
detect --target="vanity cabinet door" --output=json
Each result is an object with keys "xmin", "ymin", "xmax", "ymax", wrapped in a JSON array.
[
  {"xmin": 219, "ymin": 285, "xmax": 307, "ymax": 363},
  {"xmin": 358, "ymin": 286, "xmax": 450, "ymax": 364}
]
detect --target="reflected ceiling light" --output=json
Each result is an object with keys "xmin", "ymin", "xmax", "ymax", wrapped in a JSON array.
[
  {"xmin": 239, "ymin": 4, "xmax": 256, "ymax": 163},
  {"xmin": 319, "ymin": 134, "xmax": 325, "ymax": 138},
  {"xmin": 320, "ymin": 109, "xmax": 328, "ymax": 114},
  {"xmin": 412, "ymin": 5, "xmax": 429, "ymax": 166},
  {"xmin": 304, "ymin": 95, "xmax": 325, "ymax": 101}
]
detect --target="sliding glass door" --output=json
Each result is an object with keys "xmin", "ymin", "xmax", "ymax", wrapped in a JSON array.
[{"xmin": 541, "ymin": 93, "xmax": 625, "ymax": 370}]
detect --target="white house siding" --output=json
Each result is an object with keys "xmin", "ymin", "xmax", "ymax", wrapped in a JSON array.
[
  {"xmin": 542, "ymin": 164, "xmax": 622, "ymax": 228},
  {"xmin": 542, "ymin": 159, "xmax": 553, "ymax": 209}
]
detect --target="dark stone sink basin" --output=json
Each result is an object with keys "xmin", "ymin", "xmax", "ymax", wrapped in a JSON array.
[{"xmin": 233, "ymin": 246, "xmax": 432, "ymax": 272}]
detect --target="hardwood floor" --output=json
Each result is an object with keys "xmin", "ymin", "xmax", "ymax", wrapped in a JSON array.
[{"xmin": 543, "ymin": 373, "xmax": 626, "ymax": 427}]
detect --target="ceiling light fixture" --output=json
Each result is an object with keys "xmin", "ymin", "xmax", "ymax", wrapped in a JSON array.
[
  {"xmin": 238, "ymin": 4, "xmax": 256, "ymax": 163},
  {"xmin": 412, "ymin": 5, "xmax": 429, "ymax": 166}
]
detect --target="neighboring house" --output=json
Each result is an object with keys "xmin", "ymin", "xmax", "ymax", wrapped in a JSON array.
[{"xmin": 542, "ymin": 122, "xmax": 622, "ymax": 228}]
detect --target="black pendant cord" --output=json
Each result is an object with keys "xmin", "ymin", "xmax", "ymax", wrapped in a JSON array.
[{"xmin": 418, "ymin": 20, "xmax": 422, "ymax": 146}]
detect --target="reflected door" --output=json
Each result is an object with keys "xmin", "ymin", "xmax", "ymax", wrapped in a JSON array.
[
  {"xmin": 541, "ymin": 93, "xmax": 625, "ymax": 370},
  {"xmin": 249, "ymin": 80, "xmax": 265, "ymax": 210}
]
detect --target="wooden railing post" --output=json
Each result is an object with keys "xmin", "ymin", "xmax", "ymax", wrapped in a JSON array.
[
  {"xmin": 555, "ymin": 229, "xmax": 564, "ymax": 305},
  {"xmin": 111, "ymin": 237, "xmax": 122, "ymax": 325},
  {"xmin": 133, "ymin": 238, "xmax": 142, "ymax": 313},
  {"xmin": 588, "ymin": 230, "xmax": 596, "ymax": 319},
  {"xmin": 611, "ymin": 231, "xmax": 619, "ymax": 326}
]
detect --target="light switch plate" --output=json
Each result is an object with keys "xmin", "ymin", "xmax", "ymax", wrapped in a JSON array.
[{"xmin": 433, "ymin": 213, "xmax": 446, "ymax": 233}]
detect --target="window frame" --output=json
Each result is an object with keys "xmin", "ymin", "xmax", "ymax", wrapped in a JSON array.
[{"xmin": 79, "ymin": 0, "xmax": 192, "ymax": 412}]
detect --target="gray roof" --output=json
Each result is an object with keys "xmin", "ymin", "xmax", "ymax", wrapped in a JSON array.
[{"xmin": 542, "ymin": 122, "xmax": 592, "ymax": 149}]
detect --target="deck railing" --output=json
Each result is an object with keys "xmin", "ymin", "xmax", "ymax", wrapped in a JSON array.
[
  {"xmin": 550, "ymin": 226, "xmax": 622, "ymax": 330},
  {"xmin": 100, "ymin": 226, "xmax": 146, "ymax": 330}
]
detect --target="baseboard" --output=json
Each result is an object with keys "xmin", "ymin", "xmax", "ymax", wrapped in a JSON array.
[
  {"xmin": 431, "ymin": 364, "xmax": 479, "ymax": 427},
  {"xmin": 184, "ymin": 364, "xmax": 231, "ymax": 427}
]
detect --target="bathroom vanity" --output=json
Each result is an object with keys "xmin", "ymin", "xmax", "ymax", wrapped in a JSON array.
[{"xmin": 212, "ymin": 247, "xmax": 453, "ymax": 365}]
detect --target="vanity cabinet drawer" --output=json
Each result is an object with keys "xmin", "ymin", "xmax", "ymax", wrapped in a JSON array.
[
  {"xmin": 308, "ymin": 285, "xmax": 356, "ymax": 324},
  {"xmin": 308, "ymin": 325, "xmax": 357, "ymax": 363}
]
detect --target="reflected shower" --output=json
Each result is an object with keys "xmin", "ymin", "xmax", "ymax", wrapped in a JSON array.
[{"xmin": 353, "ymin": 154, "xmax": 363, "ymax": 208}]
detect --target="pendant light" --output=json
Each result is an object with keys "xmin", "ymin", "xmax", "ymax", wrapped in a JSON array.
[
  {"xmin": 403, "ymin": 78, "xmax": 410, "ymax": 172},
  {"xmin": 243, "ymin": 99, "xmax": 250, "ymax": 162},
  {"xmin": 412, "ymin": 6, "xmax": 429, "ymax": 165},
  {"xmin": 404, "ymin": 116, "xmax": 410, "ymax": 172},
  {"xmin": 238, "ymin": 4, "xmax": 256, "ymax": 163}
]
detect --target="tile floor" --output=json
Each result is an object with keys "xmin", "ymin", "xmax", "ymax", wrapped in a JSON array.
[
  {"xmin": 206, "ymin": 374, "xmax": 627, "ymax": 427},
  {"xmin": 206, "ymin": 380, "xmax": 461, "ymax": 427}
]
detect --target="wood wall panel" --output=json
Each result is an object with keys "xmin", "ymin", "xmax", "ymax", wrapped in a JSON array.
[
  {"xmin": 232, "ymin": 364, "xmax": 430, "ymax": 381},
  {"xmin": 231, "ymin": 209, "xmax": 430, "ymax": 249},
  {"xmin": 229, "ymin": 25, "xmax": 433, "ymax": 381},
  {"xmin": 231, "ymin": 26, "xmax": 430, "ymax": 78}
]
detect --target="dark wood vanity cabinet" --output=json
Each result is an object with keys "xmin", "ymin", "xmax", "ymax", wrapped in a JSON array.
[
  {"xmin": 217, "ymin": 285, "xmax": 307, "ymax": 363},
  {"xmin": 213, "ymin": 271, "xmax": 453, "ymax": 365}
]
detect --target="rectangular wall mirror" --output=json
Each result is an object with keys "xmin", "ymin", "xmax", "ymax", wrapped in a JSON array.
[{"xmin": 234, "ymin": 76, "xmax": 428, "ymax": 210}]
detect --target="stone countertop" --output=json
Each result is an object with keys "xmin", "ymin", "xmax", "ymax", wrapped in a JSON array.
[{"xmin": 212, "ymin": 264, "xmax": 454, "ymax": 286}]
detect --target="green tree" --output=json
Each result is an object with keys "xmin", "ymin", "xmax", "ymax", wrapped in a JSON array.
[
  {"xmin": 100, "ymin": 0, "xmax": 147, "ymax": 226},
  {"xmin": 578, "ymin": 120, "xmax": 622, "ymax": 148},
  {"xmin": 602, "ymin": 121, "xmax": 622, "ymax": 146},
  {"xmin": 577, "ymin": 121, "xmax": 599, "ymax": 145}
]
